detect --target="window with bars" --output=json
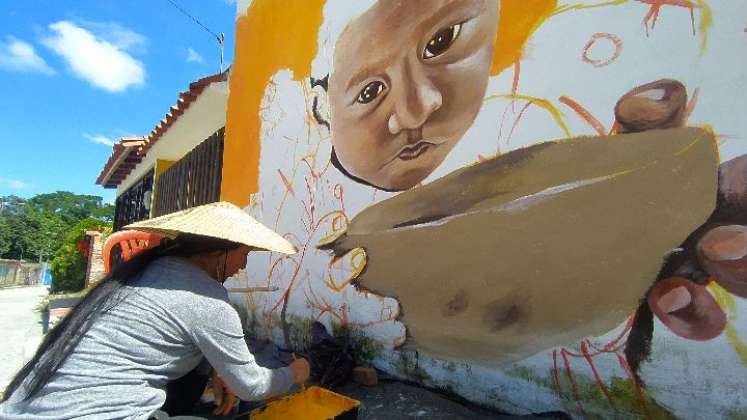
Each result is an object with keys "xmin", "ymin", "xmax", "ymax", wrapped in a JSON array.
[
  {"xmin": 113, "ymin": 168, "xmax": 154, "ymax": 231},
  {"xmin": 152, "ymin": 127, "xmax": 224, "ymax": 217}
]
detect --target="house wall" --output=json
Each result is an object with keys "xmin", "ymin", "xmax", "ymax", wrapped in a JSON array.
[
  {"xmin": 84, "ymin": 231, "xmax": 105, "ymax": 287},
  {"xmin": 117, "ymin": 81, "xmax": 228, "ymax": 196},
  {"xmin": 223, "ymin": 1, "xmax": 747, "ymax": 418},
  {"xmin": 0, "ymin": 259, "xmax": 43, "ymax": 287}
]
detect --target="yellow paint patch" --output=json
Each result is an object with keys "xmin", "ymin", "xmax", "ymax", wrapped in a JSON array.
[
  {"xmin": 151, "ymin": 159, "xmax": 176, "ymax": 217},
  {"xmin": 485, "ymin": 93, "xmax": 571, "ymax": 137},
  {"xmin": 552, "ymin": 0, "xmax": 629, "ymax": 16},
  {"xmin": 491, "ymin": 0, "xmax": 558, "ymax": 75},
  {"xmin": 155, "ymin": 159, "xmax": 176, "ymax": 177},
  {"xmin": 250, "ymin": 386, "xmax": 359, "ymax": 420},
  {"xmin": 222, "ymin": 0, "xmax": 325, "ymax": 206},
  {"xmin": 709, "ymin": 282, "xmax": 747, "ymax": 367},
  {"xmin": 695, "ymin": 0, "xmax": 713, "ymax": 56}
]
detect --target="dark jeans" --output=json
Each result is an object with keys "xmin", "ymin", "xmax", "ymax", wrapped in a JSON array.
[{"xmin": 162, "ymin": 367, "xmax": 210, "ymax": 416}]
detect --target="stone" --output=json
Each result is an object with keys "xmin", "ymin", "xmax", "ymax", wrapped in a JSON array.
[{"xmin": 352, "ymin": 366, "xmax": 378, "ymax": 386}]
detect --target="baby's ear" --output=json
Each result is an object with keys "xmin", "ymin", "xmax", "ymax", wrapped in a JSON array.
[{"xmin": 310, "ymin": 75, "xmax": 331, "ymax": 130}]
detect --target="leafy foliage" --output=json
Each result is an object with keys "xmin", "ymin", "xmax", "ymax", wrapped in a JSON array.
[
  {"xmin": 0, "ymin": 192, "xmax": 113, "ymax": 262},
  {"xmin": 50, "ymin": 218, "xmax": 112, "ymax": 293}
]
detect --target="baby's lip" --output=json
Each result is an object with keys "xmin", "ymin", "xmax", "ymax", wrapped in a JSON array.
[
  {"xmin": 398, "ymin": 141, "xmax": 437, "ymax": 161},
  {"xmin": 380, "ymin": 137, "xmax": 448, "ymax": 169}
]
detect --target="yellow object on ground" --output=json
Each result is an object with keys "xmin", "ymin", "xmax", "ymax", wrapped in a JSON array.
[{"xmin": 250, "ymin": 386, "xmax": 360, "ymax": 420}]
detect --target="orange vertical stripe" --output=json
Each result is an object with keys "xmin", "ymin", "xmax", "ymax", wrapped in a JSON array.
[
  {"xmin": 491, "ymin": 0, "xmax": 557, "ymax": 75},
  {"xmin": 222, "ymin": 0, "xmax": 326, "ymax": 206}
]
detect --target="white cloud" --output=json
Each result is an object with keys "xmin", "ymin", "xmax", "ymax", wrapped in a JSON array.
[
  {"xmin": 186, "ymin": 47, "xmax": 204, "ymax": 64},
  {"xmin": 84, "ymin": 133, "xmax": 115, "ymax": 146},
  {"xmin": 42, "ymin": 21, "xmax": 145, "ymax": 93},
  {"xmin": 0, "ymin": 36, "xmax": 55, "ymax": 75},
  {"xmin": 0, "ymin": 177, "xmax": 31, "ymax": 190},
  {"xmin": 81, "ymin": 21, "xmax": 147, "ymax": 52}
]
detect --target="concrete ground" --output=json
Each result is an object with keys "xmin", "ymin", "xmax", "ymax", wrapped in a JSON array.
[
  {"xmin": 335, "ymin": 380, "xmax": 568, "ymax": 420},
  {"xmin": 198, "ymin": 380, "xmax": 570, "ymax": 419},
  {"xmin": 0, "ymin": 285, "xmax": 48, "ymax": 392}
]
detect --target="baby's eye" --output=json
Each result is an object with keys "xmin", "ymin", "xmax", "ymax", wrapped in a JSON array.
[
  {"xmin": 423, "ymin": 22, "xmax": 463, "ymax": 59},
  {"xmin": 357, "ymin": 81, "xmax": 386, "ymax": 104}
]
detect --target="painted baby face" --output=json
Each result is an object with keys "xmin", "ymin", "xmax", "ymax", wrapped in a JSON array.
[{"xmin": 329, "ymin": 0, "xmax": 500, "ymax": 191}]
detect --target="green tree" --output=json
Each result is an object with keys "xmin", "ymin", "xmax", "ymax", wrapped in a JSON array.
[
  {"xmin": 27, "ymin": 192, "xmax": 111, "ymax": 224},
  {"xmin": 26, "ymin": 211, "xmax": 68, "ymax": 262},
  {"xmin": 50, "ymin": 218, "xmax": 112, "ymax": 293},
  {"xmin": 0, "ymin": 215, "xmax": 11, "ymax": 256},
  {"xmin": 0, "ymin": 192, "xmax": 113, "ymax": 261},
  {"xmin": 2, "ymin": 211, "xmax": 32, "ymax": 260}
]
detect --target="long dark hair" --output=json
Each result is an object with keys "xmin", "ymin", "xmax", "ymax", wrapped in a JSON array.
[{"xmin": 2, "ymin": 234, "xmax": 239, "ymax": 402}]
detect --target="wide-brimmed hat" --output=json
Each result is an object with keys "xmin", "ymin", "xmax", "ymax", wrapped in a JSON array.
[{"xmin": 124, "ymin": 202, "xmax": 297, "ymax": 254}]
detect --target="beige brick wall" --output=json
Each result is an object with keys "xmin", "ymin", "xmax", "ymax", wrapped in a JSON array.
[{"xmin": 84, "ymin": 232, "xmax": 106, "ymax": 287}]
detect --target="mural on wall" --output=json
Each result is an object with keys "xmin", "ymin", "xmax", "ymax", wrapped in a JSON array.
[{"xmin": 224, "ymin": 0, "xmax": 747, "ymax": 417}]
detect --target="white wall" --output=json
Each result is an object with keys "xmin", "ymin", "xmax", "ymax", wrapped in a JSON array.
[{"xmin": 116, "ymin": 81, "xmax": 228, "ymax": 195}]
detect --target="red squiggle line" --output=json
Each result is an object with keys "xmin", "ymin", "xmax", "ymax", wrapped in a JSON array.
[
  {"xmin": 617, "ymin": 353, "xmax": 647, "ymax": 408},
  {"xmin": 505, "ymin": 101, "xmax": 534, "ymax": 146},
  {"xmin": 636, "ymin": 0, "xmax": 699, "ymax": 36},
  {"xmin": 552, "ymin": 350, "xmax": 562, "ymax": 394},
  {"xmin": 582, "ymin": 33, "xmax": 623, "ymax": 68},
  {"xmin": 561, "ymin": 350, "xmax": 587, "ymax": 417},
  {"xmin": 559, "ymin": 95, "xmax": 607, "ymax": 136},
  {"xmin": 581, "ymin": 341, "xmax": 616, "ymax": 408}
]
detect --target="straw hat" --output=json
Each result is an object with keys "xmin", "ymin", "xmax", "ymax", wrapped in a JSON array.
[{"xmin": 124, "ymin": 202, "xmax": 297, "ymax": 254}]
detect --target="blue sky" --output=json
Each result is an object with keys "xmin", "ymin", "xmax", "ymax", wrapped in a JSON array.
[{"xmin": 0, "ymin": 0, "xmax": 236, "ymax": 203}]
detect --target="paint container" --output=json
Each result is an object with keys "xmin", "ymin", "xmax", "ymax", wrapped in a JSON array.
[{"xmin": 249, "ymin": 386, "xmax": 359, "ymax": 420}]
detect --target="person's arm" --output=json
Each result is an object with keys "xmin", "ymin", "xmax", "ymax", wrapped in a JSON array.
[{"xmin": 189, "ymin": 298, "xmax": 302, "ymax": 401}]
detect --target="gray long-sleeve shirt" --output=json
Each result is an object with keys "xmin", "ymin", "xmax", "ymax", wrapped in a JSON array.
[{"xmin": 0, "ymin": 256, "xmax": 294, "ymax": 420}]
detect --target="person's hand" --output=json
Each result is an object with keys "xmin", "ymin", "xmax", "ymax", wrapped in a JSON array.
[
  {"xmin": 209, "ymin": 371, "xmax": 238, "ymax": 416},
  {"xmin": 288, "ymin": 357, "xmax": 311, "ymax": 385}
]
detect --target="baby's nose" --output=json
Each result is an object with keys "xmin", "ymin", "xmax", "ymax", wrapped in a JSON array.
[{"xmin": 388, "ymin": 64, "xmax": 443, "ymax": 134}]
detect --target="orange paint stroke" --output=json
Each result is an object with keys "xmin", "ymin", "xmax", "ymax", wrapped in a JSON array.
[
  {"xmin": 511, "ymin": 61, "xmax": 521, "ymax": 112},
  {"xmin": 582, "ymin": 32, "xmax": 623, "ymax": 68},
  {"xmin": 277, "ymin": 169, "xmax": 295, "ymax": 198},
  {"xmin": 222, "ymin": 0, "xmax": 325, "ymax": 207},
  {"xmin": 553, "ymin": 0, "xmax": 629, "ymax": 16},
  {"xmin": 491, "ymin": 0, "xmax": 558, "ymax": 76},
  {"xmin": 559, "ymin": 95, "xmax": 608, "ymax": 135},
  {"xmin": 684, "ymin": 87, "xmax": 700, "ymax": 122},
  {"xmin": 636, "ymin": 0, "xmax": 699, "ymax": 37}
]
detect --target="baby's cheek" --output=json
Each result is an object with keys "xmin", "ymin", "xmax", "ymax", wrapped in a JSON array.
[{"xmin": 430, "ymin": 65, "xmax": 488, "ymax": 132}]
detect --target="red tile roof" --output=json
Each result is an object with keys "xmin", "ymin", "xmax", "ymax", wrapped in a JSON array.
[
  {"xmin": 95, "ymin": 137, "xmax": 146, "ymax": 188},
  {"xmin": 95, "ymin": 71, "xmax": 228, "ymax": 189}
]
